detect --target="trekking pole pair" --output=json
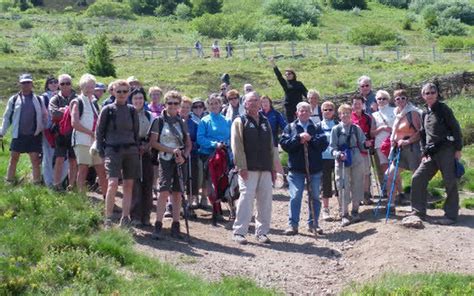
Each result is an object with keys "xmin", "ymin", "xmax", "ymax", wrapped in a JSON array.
[
  {"xmin": 303, "ymin": 142, "xmax": 318, "ymax": 239},
  {"xmin": 385, "ymin": 147, "xmax": 401, "ymax": 223},
  {"xmin": 177, "ymin": 158, "xmax": 191, "ymax": 242}
]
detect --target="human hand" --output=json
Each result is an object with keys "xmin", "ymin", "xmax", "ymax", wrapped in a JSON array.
[
  {"xmin": 364, "ymin": 140, "xmax": 373, "ymax": 148},
  {"xmin": 269, "ymin": 57, "xmax": 276, "ymax": 67},
  {"xmin": 271, "ymin": 170, "xmax": 276, "ymax": 183},
  {"xmin": 397, "ymin": 139, "xmax": 409, "ymax": 147},
  {"xmin": 455, "ymin": 151, "xmax": 462, "ymax": 160},
  {"xmin": 216, "ymin": 142, "xmax": 225, "ymax": 149}
]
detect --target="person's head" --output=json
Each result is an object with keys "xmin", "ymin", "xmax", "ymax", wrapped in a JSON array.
[
  {"xmin": 243, "ymin": 91, "xmax": 260, "ymax": 114},
  {"xmin": 79, "ymin": 73, "xmax": 96, "ymax": 98},
  {"xmin": 129, "ymin": 87, "xmax": 147, "ymax": 111},
  {"xmin": 358, "ymin": 75, "xmax": 372, "ymax": 96},
  {"xmin": 393, "ymin": 89, "xmax": 408, "ymax": 109},
  {"xmin": 112, "ymin": 79, "xmax": 130, "ymax": 105},
  {"xmin": 58, "ymin": 74, "xmax": 72, "ymax": 95},
  {"xmin": 351, "ymin": 94, "xmax": 365, "ymax": 114},
  {"xmin": 19, "ymin": 73, "xmax": 33, "ymax": 94},
  {"xmin": 307, "ymin": 89, "xmax": 320, "ymax": 107},
  {"xmin": 285, "ymin": 68, "xmax": 296, "ymax": 81},
  {"xmin": 44, "ymin": 75, "xmax": 58, "ymax": 92},
  {"xmin": 375, "ymin": 90, "xmax": 390, "ymax": 108},
  {"xmin": 338, "ymin": 104, "xmax": 352, "ymax": 125},
  {"xmin": 421, "ymin": 83, "xmax": 438, "ymax": 107},
  {"xmin": 107, "ymin": 82, "xmax": 115, "ymax": 96},
  {"xmin": 192, "ymin": 98, "xmax": 205, "ymax": 116},
  {"xmin": 227, "ymin": 89, "xmax": 240, "ymax": 108},
  {"xmin": 243, "ymin": 83, "xmax": 253, "ymax": 94},
  {"xmin": 94, "ymin": 82, "xmax": 106, "ymax": 99},
  {"xmin": 296, "ymin": 101, "xmax": 311, "ymax": 123},
  {"xmin": 180, "ymin": 96, "xmax": 193, "ymax": 118},
  {"xmin": 321, "ymin": 101, "xmax": 336, "ymax": 120},
  {"xmin": 127, "ymin": 76, "xmax": 141, "ymax": 90},
  {"xmin": 260, "ymin": 95, "xmax": 273, "ymax": 112},
  {"xmin": 148, "ymin": 86, "xmax": 163, "ymax": 104},
  {"xmin": 220, "ymin": 83, "xmax": 228, "ymax": 94},
  {"xmin": 164, "ymin": 90, "xmax": 182, "ymax": 116},
  {"xmin": 207, "ymin": 93, "xmax": 222, "ymax": 114}
]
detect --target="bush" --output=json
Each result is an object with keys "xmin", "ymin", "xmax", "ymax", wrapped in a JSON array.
[
  {"xmin": 86, "ymin": 34, "xmax": 116, "ymax": 77},
  {"xmin": 18, "ymin": 18, "xmax": 33, "ymax": 29},
  {"xmin": 378, "ymin": 0, "xmax": 410, "ymax": 8},
  {"xmin": 352, "ymin": 6, "xmax": 361, "ymax": 16},
  {"xmin": 175, "ymin": 3, "xmax": 192, "ymax": 20},
  {"xmin": 329, "ymin": 0, "xmax": 367, "ymax": 10},
  {"xmin": 0, "ymin": 0, "xmax": 13, "ymax": 12},
  {"xmin": 296, "ymin": 22, "xmax": 319, "ymax": 40},
  {"xmin": 411, "ymin": 0, "xmax": 474, "ymax": 25},
  {"xmin": 347, "ymin": 25, "xmax": 403, "ymax": 46},
  {"xmin": 192, "ymin": 13, "xmax": 228, "ymax": 39},
  {"xmin": 438, "ymin": 36, "xmax": 465, "ymax": 52},
  {"xmin": 85, "ymin": 0, "xmax": 135, "ymax": 19},
  {"xmin": 402, "ymin": 17, "xmax": 413, "ymax": 30},
  {"xmin": 409, "ymin": 0, "xmax": 437, "ymax": 13},
  {"xmin": 191, "ymin": 0, "xmax": 223, "ymax": 17},
  {"xmin": 63, "ymin": 31, "xmax": 87, "ymax": 46},
  {"xmin": 32, "ymin": 33, "xmax": 63, "ymax": 59},
  {"xmin": 128, "ymin": 0, "xmax": 159, "ymax": 15},
  {"xmin": 263, "ymin": 0, "xmax": 321, "ymax": 26},
  {"xmin": 110, "ymin": 35, "xmax": 125, "ymax": 44},
  {"xmin": 0, "ymin": 37, "xmax": 13, "ymax": 53},
  {"xmin": 429, "ymin": 16, "xmax": 468, "ymax": 36}
]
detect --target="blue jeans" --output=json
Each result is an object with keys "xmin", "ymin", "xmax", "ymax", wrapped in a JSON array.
[{"xmin": 288, "ymin": 171, "xmax": 322, "ymax": 228}]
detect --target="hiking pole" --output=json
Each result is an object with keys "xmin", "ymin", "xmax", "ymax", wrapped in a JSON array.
[
  {"xmin": 139, "ymin": 153, "xmax": 143, "ymax": 183},
  {"xmin": 386, "ymin": 147, "xmax": 401, "ymax": 223},
  {"xmin": 369, "ymin": 153, "xmax": 382, "ymax": 200},
  {"xmin": 374, "ymin": 150, "xmax": 396, "ymax": 217},
  {"xmin": 303, "ymin": 142, "xmax": 318, "ymax": 239},
  {"xmin": 177, "ymin": 163, "xmax": 191, "ymax": 241},
  {"xmin": 340, "ymin": 159, "xmax": 346, "ymax": 221}
]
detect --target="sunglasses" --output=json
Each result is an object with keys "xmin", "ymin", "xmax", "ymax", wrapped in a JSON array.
[
  {"xmin": 360, "ymin": 84, "xmax": 370, "ymax": 88},
  {"xmin": 424, "ymin": 91, "xmax": 437, "ymax": 95},
  {"xmin": 376, "ymin": 97, "xmax": 387, "ymax": 101},
  {"xmin": 228, "ymin": 97, "xmax": 238, "ymax": 100},
  {"xmin": 167, "ymin": 101, "xmax": 180, "ymax": 106},
  {"xmin": 49, "ymin": 80, "xmax": 59, "ymax": 84},
  {"xmin": 395, "ymin": 96, "xmax": 407, "ymax": 101},
  {"xmin": 20, "ymin": 81, "xmax": 32, "ymax": 84},
  {"xmin": 116, "ymin": 89, "xmax": 129, "ymax": 94},
  {"xmin": 323, "ymin": 109, "xmax": 333, "ymax": 111},
  {"xmin": 60, "ymin": 82, "xmax": 71, "ymax": 86},
  {"xmin": 193, "ymin": 105, "xmax": 204, "ymax": 109}
]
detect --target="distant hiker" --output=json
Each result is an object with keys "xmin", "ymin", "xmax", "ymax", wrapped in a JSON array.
[
  {"xmin": 270, "ymin": 57, "xmax": 308, "ymax": 123},
  {"xmin": 212, "ymin": 40, "xmax": 220, "ymax": 58},
  {"xmin": 101, "ymin": 81, "xmax": 116, "ymax": 107},
  {"xmin": 357, "ymin": 75, "xmax": 377, "ymax": 114},
  {"xmin": 280, "ymin": 102, "xmax": 328, "ymax": 235},
  {"xmin": 408, "ymin": 83, "xmax": 463, "ymax": 226},
  {"xmin": 195, "ymin": 40, "xmax": 203, "ymax": 58},
  {"xmin": 231, "ymin": 92, "xmax": 275, "ymax": 244},
  {"xmin": 226, "ymin": 42, "xmax": 233, "ymax": 58},
  {"xmin": 1, "ymin": 73, "xmax": 47, "ymax": 185}
]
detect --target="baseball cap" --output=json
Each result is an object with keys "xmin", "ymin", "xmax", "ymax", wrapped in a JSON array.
[
  {"xmin": 95, "ymin": 82, "xmax": 106, "ymax": 91},
  {"xmin": 19, "ymin": 73, "xmax": 33, "ymax": 83}
]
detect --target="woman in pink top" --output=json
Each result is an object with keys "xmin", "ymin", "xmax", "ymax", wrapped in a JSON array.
[{"xmin": 148, "ymin": 86, "xmax": 165, "ymax": 118}]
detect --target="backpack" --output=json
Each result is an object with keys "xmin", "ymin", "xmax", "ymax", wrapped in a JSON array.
[
  {"xmin": 59, "ymin": 99, "xmax": 100, "ymax": 136},
  {"xmin": 148, "ymin": 115, "xmax": 187, "ymax": 165}
]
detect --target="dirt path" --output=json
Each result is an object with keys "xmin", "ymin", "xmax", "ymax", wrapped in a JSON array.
[{"xmin": 119, "ymin": 188, "xmax": 474, "ymax": 295}]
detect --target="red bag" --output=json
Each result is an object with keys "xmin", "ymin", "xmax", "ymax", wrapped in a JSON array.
[
  {"xmin": 380, "ymin": 136, "xmax": 391, "ymax": 157},
  {"xmin": 43, "ymin": 128, "xmax": 56, "ymax": 147},
  {"xmin": 59, "ymin": 106, "xmax": 73, "ymax": 136}
]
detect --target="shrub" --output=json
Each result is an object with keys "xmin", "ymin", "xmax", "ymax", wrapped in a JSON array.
[
  {"xmin": 296, "ymin": 22, "xmax": 319, "ymax": 40},
  {"xmin": 192, "ymin": 13, "xmax": 228, "ymax": 39},
  {"xmin": 438, "ymin": 36, "xmax": 464, "ymax": 52},
  {"xmin": 352, "ymin": 6, "xmax": 361, "ymax": 16},
  {"xmin": 0, "ymin": 0, "xmax": 13, "ymax": 12},
  {"xmin": 377, "ymin": 0, "xmax": 410, "ymax": 8},
  {"xmin": 86, "ymin": 34, "xmax": 116, "ymax": 77},
  {"xmin": 0, "ymin": 37, "xmax": 13, "ymax": 53},
  {"xmin": 110, "ymin": 35, "xmax": 125, "ymax": 44},
  {"xmin": 154, "ymin": 0, "xmax": 182, "ymax": 16},
  {"xmin": 329, "ymin": 0, "xmax": 367, "ymax": 10},
  {"xmin": 263, "ymin": 0, "xmax": 321, "ymax": 26},
  {"xmin": 85, "ymin": 0, "xmax": 135, "ymax": 19},
  {"xmin": 191, "ymin": 0, "xmax": 223, "ymax": 17},
  {"xmin": 347, "ymin": 25, "xmax": 403, "ymax": 46},
  {"xmin": 175, "ymin": 3, "xmax": 192, "ymax": 20},
  {"xmin": 128, "ymin": 0, "xmax": 159, "ymax": 15},
  {"xmin": 402, "ymin": 17, "xmax": 413, "ymax": 30},
  {"xmin": 63, "ymin": 31, "xmax": 87, "ymax": 46},
  {"xmin": 429, "ymin": 17, "xmax": 468, "ymax": 36},
  {"xmin": 409, "ymin": 0, "xmax": 437, "ymax": 13},
  {"xmin": 18, "ymin": 18, "xmax": 33, "ymax": 29},
  {"xmin": 441, "ymin": 0, "xmax": 474, "ymax": 25},
  {"xmin": 32, "ymin": 33, "xmax": 63, "ymax": 59}
]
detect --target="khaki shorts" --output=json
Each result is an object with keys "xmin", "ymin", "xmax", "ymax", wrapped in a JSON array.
[{"xmin": 73, "ymin": 144, "xmax": 102, "ymax": 166}]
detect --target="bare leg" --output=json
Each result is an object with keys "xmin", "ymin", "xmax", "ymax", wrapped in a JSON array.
[
  {"xmin": 322, "ymin": 197, "xmax": 330, "ymax": 209},
  {"xmin": 155, "ymin": 191, "xmax": 170, "ymax": 223},
  {"xmin": 53, "ymin": 156, "xmax": 65, "ymax": 186},
  {"xmin": 105, "ymin": 178, "xmax": 119, "ymax": 218},
  {"xmin": 68, "ymin": 158, "xmax": 78, "ymax": 188},
  {"xmin": 121, "ymin": 179, "xmax": 134, "ymax": 218},
  {"xmin": 7, "ymin": 151, "xmax": 20, "ymax": 181},
  {"xmin": 171, "ymin": 191, "xmax": 182, "ymax": 222},
  {"xmin": 94, "ymin": 163, "xmax": 108, "ymax": 197},
  {"xmin": 76, "ymin": 164, "xmax": 89, "ymax": 192},
  {"xmin": 29, "ymin": 152, "xmax": 42, "ymax": 183}
]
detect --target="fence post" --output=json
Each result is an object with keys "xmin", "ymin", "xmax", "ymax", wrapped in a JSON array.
[
  {"xmin": 291, "ymin": 41, "xmax": 295, "ymax": 58},
  {"xmin": 259, "ymin": 42, "xmax": 263, "ymax": 58},
  {"xmin": 432, "ymin": 45, "xmax": 436, "ymax": 61},
  {"xmin": 142, "ymin": 48, "xmax": 145, "ymax": 58},
  {"xmin": 361, "ymin": 46, "xmax": 366, "ymax": 60},
  {"xmin": 336, "ymin": 46, "xmax": 339, "ymax": 58},
  {"xmin": 151, "ymin": 47, "xmax": 154, "ymax": 59},
  {"xmin": 396, "ymin": 46, "xmax": 400, "ymax": 61},
  {"xmin": 325, "ymin": 43, "xmax": 329, "ymax": 56}
]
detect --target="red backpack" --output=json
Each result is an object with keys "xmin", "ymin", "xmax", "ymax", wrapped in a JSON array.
[{"xmin": 59, "ymin": 99, "xmax": 99, "ymax": 136}]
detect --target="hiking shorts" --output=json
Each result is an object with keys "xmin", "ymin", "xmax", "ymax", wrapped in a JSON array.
[
  {"xmin": 158, "ymin": 158, "xmax": 182, "ymax": 193},
  {"xmin": 54, "ymin": 134, "xmax": 76, "ymax": 159},
  {"xmin": 74, "ymin": 144, "xmax": 102, "ymax": 166},
  {"xmin": 10, "ymin": 134, "xmax": 42, "ymax": 154},
  {"xmin": 104, "ymin": 146, "xmax": 139, "ymax": 179}
]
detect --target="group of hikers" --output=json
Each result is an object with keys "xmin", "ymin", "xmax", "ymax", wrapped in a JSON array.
[{"xmin": 1, "ymin": 58, "xmax": 463, "ymax": 244}]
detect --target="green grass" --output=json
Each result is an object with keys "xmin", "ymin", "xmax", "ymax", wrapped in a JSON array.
[
  {"xmin": 342, "ymin": 272, "xmax": 474, "ymax": 296},
  {"xmin": 461, "ymin": 198, "xmax": 474, "ymax": 209},
  {"xmin": 0, "ymin": 146, "xmax": 276, "ymax": 295}
]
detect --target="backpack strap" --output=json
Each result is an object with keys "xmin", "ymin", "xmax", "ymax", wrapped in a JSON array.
[
  {"xmin": 406, "ymin": 111, "xmax": 418, "ymax": 131},
  {"xmin": 128, "ymin": 105, "xmax": 138, "ymax": 143},
  {"xmin": 9, "ymin": 93, "xmax": 20, "ymax": 123}
]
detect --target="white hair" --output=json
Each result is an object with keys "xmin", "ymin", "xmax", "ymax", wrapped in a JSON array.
[
  {"xmin": 79, "ymin": 73, "xmax": 96, "ymax": 90},
  {"xmin": 296, "ymin": 101, "xmax": 311, "ymax": 112},
  {"xmin": 376, "ymin": 90, "xmax": 390, "ymax": 100},
  {"xmin": 244, "ymin": 83, "xmax": 253, "ymax": 91},
  {"xmin": 243, "ymin": 91, "xmax": 259, "ymax": 103},
  {"xmin": 358, "ymin": 75, "xmax": 372, "ymax": 86},
  {"xmin": 307, "ymin": 89, "xmax": 320, "ymax": 99},
  {"xmin": 58, "ymin": 74, "xmax": 72, "ymax": 83}
]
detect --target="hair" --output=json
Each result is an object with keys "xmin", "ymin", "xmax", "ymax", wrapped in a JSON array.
[
  {"xmin": 181, "ymin": 96, "xmax": 192, "ymax": 105},
  {"xmin": 338, "ymin": 103, "xmax": 352, "ymax": 114},
  {"xmin": 128, "ymin": 87, "xmax": 147, "ymax": 102},
  {"xmin": 260, "ymin": 95, "xmax": 273, "ymax": 108},
  {"xmin": 79, "ymin": 73, "xmax": 96, "ymax": 90},
  {"xmin": 393, "ymin": 89, "xmax": 408, "ymax": 99},
  {"xmin": 227, "ymin": 89, "xmax": 239, "ymax": 98},
  {"xmin": 358, "ymin": 75, "xmax": 371, "ymax": 86},
  {"xmin": 376, "ymin": 90, "xmax": 390, "ymax": 101},
  {"xmin": 321, "ymin": 101, "xmax": 335, "ymax": 110},
  {"xmin": 421, "ymin": 83, "xmax": 438, "ymax": 95},
  {"xmin": 285, "ymin": 68, "xmax": 296, "ymax": 80},
  {"xmin": 164, "ymin": 90, "xmax": 182, "ymax": 104},
  {"xmin": 243, "ymin": 91, "xmax": 259, "ymax": 103},
  {"xmin": 351, "ymin": 94, "xmax": 365, "ymax": 104},
  {"xmin": 107, "ymin": 82, "xmax": 115, "ymax": 93},
  {"xmin": 44, "ymin": 75, "xmax": 57, "ymax": 92},
  {"xmin": 307, "ymin": 89, "xmax": 320, "ymax": 100},
  {"xmin": 207, "ymin": 93, "xmax": 222, "ymax": 105},
  {"xmin": 111, "ymin": 79, "xmax": 129, "ymax": 90},
  {"xmin": 296, "ymin": 101, "xmax": 311, "ymax": 112},
  {"xmin": 148, "ymin": 86, "xmax": 162, "ymax": 96},
  {"xmin": 243, "ymin": 83, "xmax": 253, "ymax": 91},
  {"xmin": 58, "ymin": 74, "xmax": 72, "ymax": 83}
]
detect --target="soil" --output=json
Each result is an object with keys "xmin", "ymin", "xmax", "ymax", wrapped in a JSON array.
[{"xmin": 108, "ymin": 187, "xmax": 474, "ymax": 295}]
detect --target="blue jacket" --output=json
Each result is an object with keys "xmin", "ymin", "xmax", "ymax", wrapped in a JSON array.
[
  {"xmin": 280, "ymin": 119, "xmax": 328, "ymax": 174},
  {"xmin": 197, "ymin": 112, "xmax": 231, "ymax": 156},
  {"xmin": 186, "ymin": 116, "xmax": 199, "ymax": 157},
  {"xmin": 260, "ymin": 108, "xmax": 287, "ymax": 147}
]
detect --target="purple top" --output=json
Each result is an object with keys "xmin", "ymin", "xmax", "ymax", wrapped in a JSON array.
[{"xmin": 148, "ymin": 102, "xmax": 165, "ymax": 118}]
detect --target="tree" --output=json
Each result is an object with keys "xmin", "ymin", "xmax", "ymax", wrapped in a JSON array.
[
  {"xmin": 86, "ymin": 34, "xmax": 116, "ymax": 77},
  {"xmin": 191, "ymin": 0, "xmax": 222, "ymax": 17}
]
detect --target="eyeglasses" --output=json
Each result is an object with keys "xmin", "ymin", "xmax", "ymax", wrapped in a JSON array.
[
  {"xmin": 395, "ymin": 96, "xmax": 407, "ymax": 101},
  {"xmin": 20, "ymin": 81, "xmax": 32, "ymax": 85},
  {"xmin": 376, "ymin": 97, "xmax": 387, "ymax": 101},
  {"xmin": 323, "ymin": 109, "xmax": 333, "ymax": 112},
  {"xmin": 49, "ymin": 80, "xmax": 59, "ymax": 84},
  {"xmin": 360, "ymin": 84, "xmax": 370, "ymax": 88},
  {"xmin": 228, "ymin": 97, "xmax": 238, "ymax": 100},
  {"xmin": 116, "ymin": 89, "xmax": 129, "ymax": 94},
  {"xmin": 193, "ymin": 105, "xmax": 204, "ymax": 109},
  {"xmin": 60, "ymin": 82, "xmax": 71, "ymax": 86},
  {"xmin": 423, "ymin": 91, "xmax": 437, "ymax": 95},
  {"xmin": 245, "ymin": 89, "xmax": 252, "ymax": 92},
  {"xmin": 167, "ymin": 101, "xmax": 180, "ymax": 106},
  {"xmin": 339, "ymin": 112, "xmax": 351, "ymax": 116}
]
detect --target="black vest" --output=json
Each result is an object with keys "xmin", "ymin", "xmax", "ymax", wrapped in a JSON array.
[{"xmin": 241, "ymin": 114, "xmax": 273, "ymax": 172}]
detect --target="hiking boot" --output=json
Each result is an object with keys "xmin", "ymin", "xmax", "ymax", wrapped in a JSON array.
[
  {"xmin": 119, "ymin": 216, "xmax": 132, "ymax": 229},
  {"xmin": 5, "ymin": 178, "xmax": 16, "ymax": 186},
  {"xmin": 341, "ymin": 215, "xmax": 351, "ymax": 227},
  {"xmin": 432, "ymin": 216, "xmax": 456, "ymax": 226},
  {"xmin": 199, "ymin": 196, "xmax": 209, "ymax": 209},
  {"xmin": 190, "ymin": 196, "xmax": 199, "ymax": 209},
  {"xmin": 170, "ymin": 221, "xmax": 183, "ymax": 239},
  {"xmin": 322, "ymin": 208, "xmax": 331, "ymax": 221},
  {"xmin": 362, "ymin": 192, "xmax": 374, "ymax": 205},
  {"xmin": 233, "ymin": 234, "xmax": 248, "ymax": 245},
  {"xmin": 308, "ymin": 226, "xmax": 324, "ymax": 235},
  {"xmin": 351, "ymin": 211, "xmax": 361, "ymax": 223},
  {"xmin": 104, "ymin": 218, "xmax": 113, "ymax": 230},
  {"xmin": 151, "ymin": 221, "xmax": 163, "ymax": 240},
  {"xmin": 284, "ymin": 226, "xmax": 298, "ymax": 236},
  {"xmin": 256, "ymin": 234, "xmax": 271, "ymax": 244},
  {"xmin": 52, "ymin": 183, "xmax": 65, "ymax": 192},
  {"xmin": 164, "ymin": 203, "xmax": 172, "ymax": 218}
]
